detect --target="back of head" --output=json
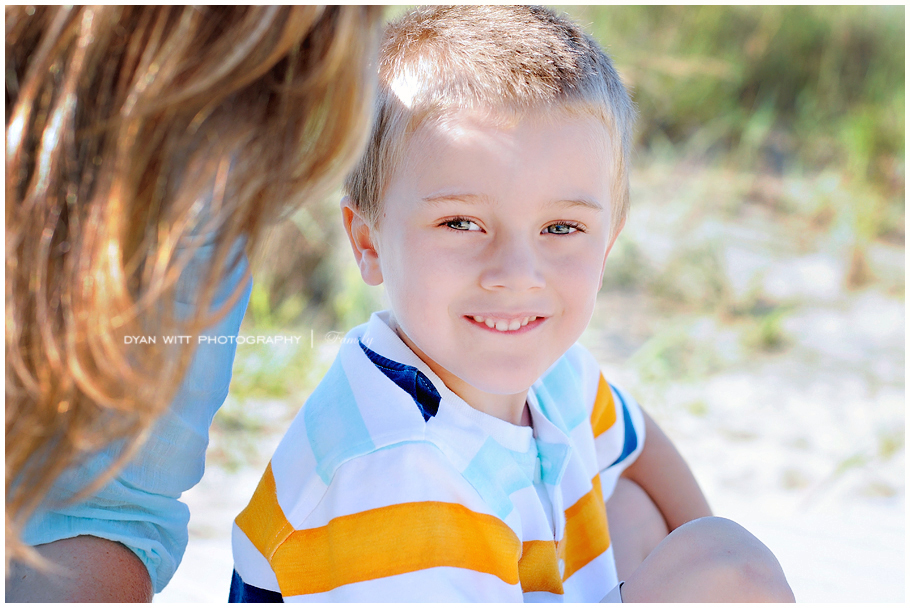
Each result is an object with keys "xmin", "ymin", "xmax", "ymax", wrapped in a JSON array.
[
  {"xmin": 345, "ymin": 5, "xmax": 636, "ymax": 238},
  {"xmin": 5, "ymin": 5, "xmax": 382, "ymax": 567}
]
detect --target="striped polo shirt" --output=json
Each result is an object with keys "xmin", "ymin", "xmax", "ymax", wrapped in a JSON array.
[{"xmin": 231, "ymin": 311, "xmax": 645, "ymax": 602}]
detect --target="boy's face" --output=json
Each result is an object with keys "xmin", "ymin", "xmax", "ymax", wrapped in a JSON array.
[{"xmin": 343, "ymin": 109, "xmax": 622, "ymax": 413}]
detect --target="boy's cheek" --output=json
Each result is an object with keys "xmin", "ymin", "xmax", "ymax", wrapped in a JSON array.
[{"xmin": 556, "ymin": 256, "xmax": 609, "ymax": 290}]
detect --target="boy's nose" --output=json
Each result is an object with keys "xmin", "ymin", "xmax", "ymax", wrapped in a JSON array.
[{"xmin": 478, "ymin": 234, "xmax": 546, "ymax": 291}]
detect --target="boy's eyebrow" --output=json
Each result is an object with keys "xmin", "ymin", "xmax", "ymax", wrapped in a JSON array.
[
  {"xmin": 554, "ymin": 197, "xmax": 603, "ymax": 211},
  {"xmin": 421, "ymin": 193, "xmax": 487, "ymax": 205},
  {"xmin": 421, "ymin": 193, "xmax": 604, "ymax": 211}
]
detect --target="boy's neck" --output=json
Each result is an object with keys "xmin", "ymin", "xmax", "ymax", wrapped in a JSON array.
[
  {"xmin": 390, "ymin": 321, "xmax": 533, "ymax": 427},
  {"xmin": 439, "ymin": 372, "xmax": 533, "ymax": 427}
]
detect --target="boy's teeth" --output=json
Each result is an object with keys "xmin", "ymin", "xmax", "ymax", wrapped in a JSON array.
[{"xmin": 471, "ymin": 314, "xmax": 540, "ymax": 331}]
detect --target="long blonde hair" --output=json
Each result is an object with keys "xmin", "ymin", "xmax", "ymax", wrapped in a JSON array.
[{"xmin": 6, "ymin": 5, "xmax": 382, "ymax": 566}]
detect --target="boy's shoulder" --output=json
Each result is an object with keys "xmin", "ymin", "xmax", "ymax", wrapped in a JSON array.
[
  {"xmin": 532, "ymin": 342, "xmax": 606, "ymax": 432},
  {"xmin": 533, "ymin": 342, "xmax": 645, "ymax": 484},
  {"xmin": 233, "ymin": 421, "xmax": 516, "ymax": 599},
  {"xmin": 263, "ymin": 336, "xmax": 441, "ymax": 520}
]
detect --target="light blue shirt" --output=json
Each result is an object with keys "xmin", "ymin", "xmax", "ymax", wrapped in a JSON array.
[{"xmin": 22, "ymin": 240, "xmax": 252, "ymax": 593}]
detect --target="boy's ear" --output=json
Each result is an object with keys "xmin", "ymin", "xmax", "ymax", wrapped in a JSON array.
[
  {"xmin": 598, "ymin": 215, "xmax": 626, "ymax": 290},
  {"xmin": 341, "ymin": 196, "xmax": 383, "ymax": 286}
]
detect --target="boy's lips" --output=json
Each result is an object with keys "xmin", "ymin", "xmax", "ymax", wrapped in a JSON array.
[{"xmin": 464, "ymin": 313, "xmax": 547, "ymax": 333}]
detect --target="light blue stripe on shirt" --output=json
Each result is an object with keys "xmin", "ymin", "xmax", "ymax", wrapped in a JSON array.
[
  {"xmin": 538, "ymin": 356, "xmax": 586, "ymax": 432},
  {"xmin": 304, "ymin": 355, "xmax": 376, "ymax": 486},
  {"xmin": 461, "ymin": 437, "xmax": 535, "ymax": 520}
]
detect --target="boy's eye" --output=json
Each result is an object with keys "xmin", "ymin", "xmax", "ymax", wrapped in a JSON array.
[
  {"xmin": 444, "ymin": 218, "xmax": 481, "ymax": 231},
  {"xmin": 543, "ymin": 222, "xmax": 580, "ymax": 235}
]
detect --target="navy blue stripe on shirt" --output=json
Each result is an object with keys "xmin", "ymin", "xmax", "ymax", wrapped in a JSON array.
[
  {"xmin": 229, "ymin": 569, "xmax": 283, "ymax": 602},
  {"xmin": 359, "ymin": 340, "xmax": 440, "ymax": 421},
  {"xmin": 608, "ymin": 388, "xmax": 639, "ymax": 467}
]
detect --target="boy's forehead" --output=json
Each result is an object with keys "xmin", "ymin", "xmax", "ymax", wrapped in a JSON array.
[
  {"xmin": 408, "ymin": 106, "xmax": 612, "ymax": 160},
  {"xmin": 391, "ymin": 107, "xmax": 614, "ymax": 207},
  {"xmin": 416, "ymin": 110, "xmax": 517, "ymax": 150}
]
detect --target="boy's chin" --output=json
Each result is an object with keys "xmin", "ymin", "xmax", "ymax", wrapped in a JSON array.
[
  {"xmin": 461, "ymin": 370, "xmax": 543, "ymax": 397},
  {"xmin": 462, "ymin": 354, "xmax": 564, "ymax": 393}
]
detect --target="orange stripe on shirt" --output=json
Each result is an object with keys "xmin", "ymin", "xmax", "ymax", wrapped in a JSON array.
[
  {"xmin": 518, "ymin": 475, "xmax": 612, "ymax": 592},
  {"xmin": 562, "ymin": 474, "xmax": 611, "ymax": 580},
  {"xmin": 235, "ymin": 462, "xmax": 295, "ymax": 560},
  {"xmin": 590, "ymin": 375, "xmax": 617, "ymax": 438},
  {"xmin": 519, "ymin": 539, "xmax": 564, "ymax": 594},
  {"xmin": 272, "ymin": 500, "xmax": 522, "ymax": 596}
]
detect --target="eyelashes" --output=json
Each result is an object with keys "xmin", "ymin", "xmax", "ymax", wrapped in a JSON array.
[
  {"xmin": 543, "ymin": 221, "xmax": 583, "ymax": 235},
  {"xmin": 439, "ymin": 216, "xmax": 587, "ymax": 234},
  {"xmin": 441, "ymin": 216, "xmax": 481, "ymax": 231}
]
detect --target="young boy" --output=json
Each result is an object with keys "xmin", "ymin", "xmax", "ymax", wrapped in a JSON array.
[{"xmin": 230, "ymin": 6, "xmax": 793, "ymax": 602}]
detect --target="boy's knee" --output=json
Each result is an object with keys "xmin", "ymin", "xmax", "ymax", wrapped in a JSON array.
[
  {"xmin": 624, "ymin": 516, "xmax": 794, "ymax": 602},
  {"xmin": 681, "ymin": 517, "xmax": 795, "ymax": 602}
]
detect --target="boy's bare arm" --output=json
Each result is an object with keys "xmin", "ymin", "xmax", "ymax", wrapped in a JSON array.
[{"xmin": 620, "ymin": 410, "xmax": 712, "ymax": 531}]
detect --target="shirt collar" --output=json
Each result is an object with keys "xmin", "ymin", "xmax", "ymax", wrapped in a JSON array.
[{"xmin": 359, "ymin": 311, "xmax": 537, "ymax": 453}]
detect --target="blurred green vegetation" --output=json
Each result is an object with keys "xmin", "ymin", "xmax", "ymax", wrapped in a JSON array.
[
  {"xmin": 209, "ymin": 334, "xmax": 330, "ymax": 471},
  {"xmin": 575, "ymin": 5, "xmax": 904, "ymax": 298},
  {"xmin": 574, "ymin": 6, "xmax": 904, "ymax": 195}
]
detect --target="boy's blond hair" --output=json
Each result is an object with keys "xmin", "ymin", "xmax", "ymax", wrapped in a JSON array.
[{"xmin": 345, "ymin": 5, "xmax": 636, "ymax": 239}]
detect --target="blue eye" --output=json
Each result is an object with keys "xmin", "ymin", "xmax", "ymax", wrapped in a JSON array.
[
  {"xmin": 444, "ymin": 218, "xmax": 481, "ymax": 231},
  {"xmin": 544, "ymin": 222, "xmax": 580, "ymax": 235}
]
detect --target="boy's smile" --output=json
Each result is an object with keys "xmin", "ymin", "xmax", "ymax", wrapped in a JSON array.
[
  {"xmin": 467, "ymin": 314, "xmax": 544, "ymax": 333},
  {"xmin": 343, "ymin": 109, "xmax": 622, "ymax": 425}
]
